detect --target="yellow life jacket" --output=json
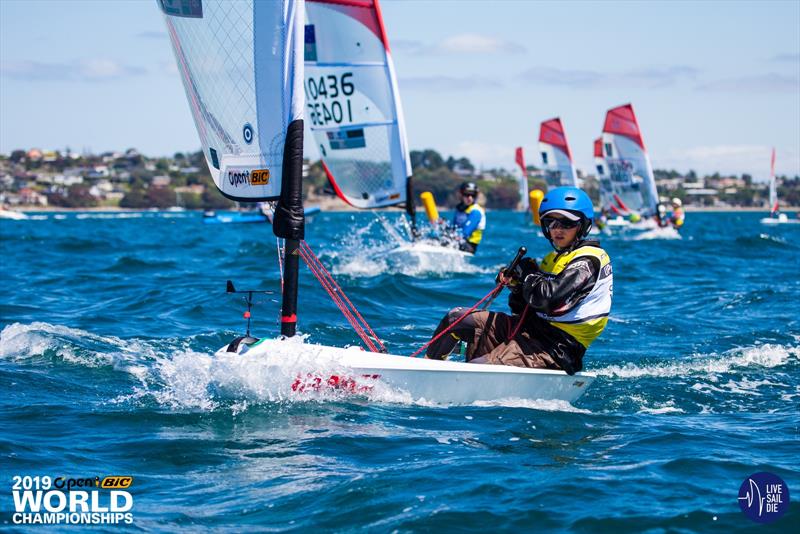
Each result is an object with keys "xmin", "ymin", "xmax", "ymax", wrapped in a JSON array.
[
  {"xmin": 672, "ymin": 208, "xmax": 685, "ymax": 227},
  {"xmin": 537, "ymin": 245, "xmax": 613, "ymax": 348}
]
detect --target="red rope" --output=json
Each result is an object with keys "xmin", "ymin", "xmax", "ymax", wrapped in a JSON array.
[
  {"xmin": 297, "ymin": 241, "xmax": 384, "ymax": 353},
  {"xmin": 297, "ymin": 245, "xmax": 378, "ymax": 352},
  {"xmin": 409, "ymin": 284, "xmax": 504, "ymax": 358},
  {"xmin": 300, "ymin": 241, "xmax": 386, "ymax": 352}
]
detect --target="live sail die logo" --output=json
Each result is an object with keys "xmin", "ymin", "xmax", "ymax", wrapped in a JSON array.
[
  {"xmin": 11, "ymin": 475, "xmax": 135, "ymax": 525},
  {"xmin": 738, "ymin": 472, "xmax": 790, "ymax": 524}
]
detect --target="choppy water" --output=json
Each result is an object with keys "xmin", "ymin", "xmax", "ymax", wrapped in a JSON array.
[{"xmin": 1, "ymin": 210, "xmax": 798, "ymax": 531}]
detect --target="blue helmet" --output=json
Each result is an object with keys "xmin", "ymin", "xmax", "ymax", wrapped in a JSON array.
[{"xmin": 539, "ymin": 186, "xmax": 594, "ymax": 241}]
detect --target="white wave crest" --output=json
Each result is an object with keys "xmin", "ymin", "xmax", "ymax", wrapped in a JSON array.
[
  {"xmin": 471, "ymin": 398, "xmax": 591, "ymax": 413},
  {"xmin": 0, "ymin": 321, "xmax": 160, "ymax": 370},
  {"xmin": 632, "ymin": 227, "xmax": 682, "ymax": 240},
  {"xmin": 594, "ymin": 343, "xmax": 798, "ymax": 379}
]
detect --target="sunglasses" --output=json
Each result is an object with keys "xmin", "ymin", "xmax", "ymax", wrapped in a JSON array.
[
  {"xmin": 462, "ymin": 193, "xmax": 475, "ymax": 198},
  {"xmin": 542, "ymin": 216, "xmax": 580, "ymax": 230}
]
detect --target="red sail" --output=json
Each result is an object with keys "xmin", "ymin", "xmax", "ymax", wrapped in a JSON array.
[
  {"xmin": 515, "ymin": 146, "xmax": 526, "ymax": 176},
  {"xmin": 539, "ymin": 117, "xmax": 573, "ymax": 161},
  {"xmin": 602, "ymin": 103, "xmax": 646, "ymax": 151}
]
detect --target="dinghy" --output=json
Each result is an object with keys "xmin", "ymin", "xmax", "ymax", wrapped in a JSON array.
[
  {"xmin": 0, "ymin": 207, "xmax": 28, "ymax": 220},
  {"xmin": 760, "ymin": 148, "xmax": 799, "ymax": 225},
  {"xmin": 598, "ymin": 104, "xmax": 660, "ymax": 227},
  {"xmin": 159, "ymin": 0, "xmax": 595, "ymax": 405},
  {"xmin": 514, "ymin": 147, "xmax": 530, "ymax": 212},
  {"xmin": 539, "ymin": 118, "xmax": 579, "ymax": 188}
]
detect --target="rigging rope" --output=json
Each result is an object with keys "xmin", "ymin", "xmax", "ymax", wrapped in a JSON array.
[
  {"xmin": 408, "ymin": 284, "xmax": 503, "ymax": 359},
  {"xmin": 297, "ymin": 240, "xmax": 386, "ymax": 353}
]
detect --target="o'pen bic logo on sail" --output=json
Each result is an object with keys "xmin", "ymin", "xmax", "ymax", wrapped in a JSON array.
[
  {"xmin": 11, "ymin": 475, "xmax": 135, "ymax": 525},
  {"xmin": 738, "ymin": 472, "xmax": 790, "ymax": 524},
  {"xmin": 227, "ymin": 168, "xmax": 271, "ymax": 187}
]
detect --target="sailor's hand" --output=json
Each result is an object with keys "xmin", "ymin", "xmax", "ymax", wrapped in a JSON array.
[
  {"xmin": 518, "ymin": 257, "xmax": 539, "ymax": 279},
  {"xmin": 496, "ymin": 269, "xmax": 518, "ymax": 287}
]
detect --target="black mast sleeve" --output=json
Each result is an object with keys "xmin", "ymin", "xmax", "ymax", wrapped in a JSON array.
[{"xmin": 273, "ymin": 119, "xmax": 305, "ymax": 240}]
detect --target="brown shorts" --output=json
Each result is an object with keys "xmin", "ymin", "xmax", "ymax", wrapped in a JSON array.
[{"xmin": 465, "ymin": 311, "xmax": 561, "ymax": 370}]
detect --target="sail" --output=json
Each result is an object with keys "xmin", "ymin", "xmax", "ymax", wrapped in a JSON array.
[
  {"xmin": 594, "ymin": 137, "xmax": 615, "ymax": 213},
  {"xmin": 514, "ymin": 147, "xmax": 530, "ymax": 211},
  {"xmin": 601, "ymin": 104, "xmax": 659, "ymax": 217},
  {"xmin": 159, "ymin": 0, "xmax": 305, "ymax": 201},
  {"xmin": 538, "ymin": 118, "xmax": 578, "ymax": 189},
  {"xmin": 769, "ymin": 147, "xmax": 778, "ymax": 215},
  {"xmin": 304, "ymin": 0, "xmax": 411, "ymax": 208}
]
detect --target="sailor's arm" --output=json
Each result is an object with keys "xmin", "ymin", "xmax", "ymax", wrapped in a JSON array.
[
  {"xmin": 460, "ymin": 209, "xmax": 482, "ymax": 238},
  {"xmin": 521, "ymin": 257, "xmax": 599, "ymax": 314}
]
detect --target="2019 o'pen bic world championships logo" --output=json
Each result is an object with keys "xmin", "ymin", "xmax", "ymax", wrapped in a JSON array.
[
  {"xmin": 11, "ymin": 475, "xmax": 134, "ymax": 525},
  {"xmin": 738, "ymin": 472, "xmax": 790, "ymax": 524}
]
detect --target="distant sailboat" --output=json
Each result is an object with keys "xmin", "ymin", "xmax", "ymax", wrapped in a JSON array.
[
  {"xmin": 600, "ymin": 104, "xmax": 659, "ymax": 221},
  {"xmin": 514, "ymin": 146, "xmax": 530, "ymax": 211},
  {"xmin": 594, "ymin": 137, "xmax": 615, "ymax": 215},
  {"xmin": 305, "ymin": 0, "xmax": 415, "ymax": 225},
  {"xmin": 539, "ymin": 118, "xmax": 578, "ymax": 188},
  {"xmin": 760, "ymin": 148, "xmax": 798, "ymax": 224}
]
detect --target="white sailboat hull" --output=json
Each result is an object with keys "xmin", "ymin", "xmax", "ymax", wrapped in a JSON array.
[
  {"xmin": 760, "ymin": 214, "xmax": 799, "ymax": 224},
  {"xmin": 0, "ymin": 209, "xmax": 28, "ymax": 220},
  {"xmin": 218, "ymin": 338, "xmax": 595, "ymax": 405}
]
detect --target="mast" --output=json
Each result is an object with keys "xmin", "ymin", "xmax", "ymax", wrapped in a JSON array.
[
  {"xmin": 160, "ymin": 0, "xmax": 307, "ymax": 337},
  {"xmin": 405, "ymin": 174, "xmax": 418, "ymax": 237},
  {"xmin": 769, "ymin": 147, "xmax": 778, "ymax": 215},
  {"xmin": 273, "ymin": 120, "xmax": 305, "ymax": 337}
]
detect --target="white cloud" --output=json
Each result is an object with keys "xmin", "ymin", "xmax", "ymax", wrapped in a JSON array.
[
  {"xmin": 770, "ymin": 53, "xmax": 800, "ymax": 63},
  {"xmin": 657, "ymin": 145, "xmax": 800, "ymax": 178},
  {"xmin": 137, "ymin": 31, "xmax": 167, "ymax": 40},
  {"xmin": 1, "ymin": 59, "xmax": 145, "ymax": 81},
  {"xmin": 695, "ymin": 73, "xmax": 799, "ymax": 93},
  {"xmin": 424, "ymin": 33, "xmax": 525, "ymax": 55},
  {"xmin": 400, "ymin": 75, "xmax": 502, "ymax": 91},
  {"xmin": 518, "ymin": 65, "xmax": 698, "ymax": 89},
  {"xmin": 447, "ymin": 141, "xmax": 515, "ymax": 169}
]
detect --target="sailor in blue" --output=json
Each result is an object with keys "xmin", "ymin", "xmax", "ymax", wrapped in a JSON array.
[{"xmin": 452, "ymin": 182, "xmax": 486, "ymax": 254}]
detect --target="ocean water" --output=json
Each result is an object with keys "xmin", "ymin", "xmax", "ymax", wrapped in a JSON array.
[{"xmin": 1, "ymin": 210, "xmax": 798, "ymax": 531}]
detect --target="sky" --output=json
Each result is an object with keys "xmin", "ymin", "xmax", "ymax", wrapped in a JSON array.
[{"xmin": 1, "ymin": 0, "xmax": 798, "ymax": 180}]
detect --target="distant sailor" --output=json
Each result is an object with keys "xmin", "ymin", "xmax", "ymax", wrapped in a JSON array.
[
  {"xmin": 451, "ymin": 182, "xmax": 486, "ymax": 254},
  {"xmin": 426, "ymin": 186, "xmax": 612, "ymax": 375},
  {"xmin": 669, "ymin": 198, "xmax": 685, "ymax": 229}
]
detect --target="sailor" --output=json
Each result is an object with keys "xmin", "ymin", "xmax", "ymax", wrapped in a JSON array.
[
  {"xmin": 451, "ymin": 182, "xmax": 486, "ymax": 254},
  {"xmin": 425, "ymin": 186, "xmax": 612, "ymax": 375},
  {"xmin": 655, "ymin": 203, "xmax": 668, "ymax": 227},
  {"xmin": 669, "ymin": 198, "xmax": 685, "ymax": 228},
  {"xmin": 595, "ymin": 206, "xmax": 609, "ymax": 231}
]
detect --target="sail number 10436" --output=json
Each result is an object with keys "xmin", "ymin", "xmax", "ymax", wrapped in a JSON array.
[{"xmin": 305, "ymin": 72, "xmax": 355, "ymax": 127}]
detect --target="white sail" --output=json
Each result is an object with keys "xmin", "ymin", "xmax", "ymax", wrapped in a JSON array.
[
  {"xmin": 594, "ymin": 137, "xmax": 615, "ymax": 213},
  {"xmin": 514, "ymin": 147, "xmax": 530, "ymax": 211},
  {"xmin": 304, "ymin": 0, "xmax": 411, "ymax": 208},
  {"xmin": 538, "ymin": 118, "xmax": 578, "ymax": 188},
  {"xmin": 159, "ymin": 0, "xmax": 305, "ymax": 200},
  {"xmin": 601, "ymin": 104, "xmax": 659, "ymax": 217},
  {"xmin": 769, "ymin": 147, "xmax": 778, "ymax": 215}
]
